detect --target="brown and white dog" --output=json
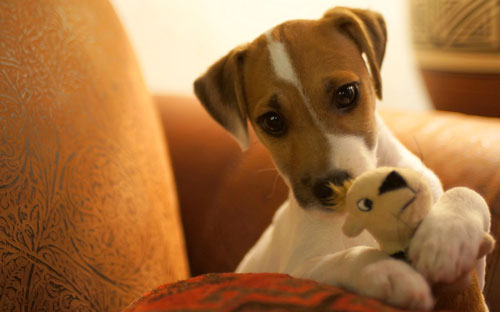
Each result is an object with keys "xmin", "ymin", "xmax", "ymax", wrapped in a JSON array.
[{"xmin": 194, "ymin": 7, "xmax": 491, "ymax": 311}]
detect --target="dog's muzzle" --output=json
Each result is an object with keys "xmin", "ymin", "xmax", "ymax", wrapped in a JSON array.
[{"xmin": 313, "ymin": 170, "xmax": 352, "ymax": 206}]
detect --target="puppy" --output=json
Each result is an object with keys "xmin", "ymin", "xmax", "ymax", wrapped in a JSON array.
[{"xmin": 194, "ymin": 7, "xmax": 491, "ymax": 310}]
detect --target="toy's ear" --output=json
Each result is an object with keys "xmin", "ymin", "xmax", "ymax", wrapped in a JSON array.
[
  {"xmin": 194, "ymin": 45, "xmax": 249, "ymax": 150},
  {"xmin": 323, "ymin": 7, "xmax": 387, "ymax": 99},
  {"xmin": 379, "ymin": 170, "xmax": 408, "ymax": 195},
  {"xmin": 342, "ymin": 212, "xmax": 365, "ymax": 237}
]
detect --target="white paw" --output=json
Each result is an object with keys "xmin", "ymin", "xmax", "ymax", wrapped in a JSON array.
[
  {"xmin": 408, "ymin": 188, "xmax": 487, "ymax": 284},
  {"xmin": 355, "ymin": 258, "xmax": 434, "ymax": 310},
  {"xmin": 408, "ymin": 212, "xmax": 483, "ymax": 284}
]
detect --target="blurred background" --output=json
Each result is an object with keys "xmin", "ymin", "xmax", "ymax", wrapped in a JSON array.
[
  {"xmin": 110, "ymin": 0, "xmax": 500, "ymax": 116},
  {"xmin": 109, "ymin": 0, "xmax": 433, "ymax": 111}
]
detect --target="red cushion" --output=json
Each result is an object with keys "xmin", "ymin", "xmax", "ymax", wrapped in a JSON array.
[{"xmin": 123, "ymin": 273, "xmax": 407, "ymax": 311}]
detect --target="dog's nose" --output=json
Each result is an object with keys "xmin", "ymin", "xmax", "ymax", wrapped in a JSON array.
[
  {"xmin": 313, "ymin": 171, "xmax": 352, "ymax": 204},
  {"xmin": 313, "ymin": 182, "xmax": 334, "ymax": 203}
]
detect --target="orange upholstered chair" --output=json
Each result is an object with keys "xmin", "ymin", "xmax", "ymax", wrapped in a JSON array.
[{"xmin": 0, "ymin": 1, "xmax": 187, "ymax": 310}]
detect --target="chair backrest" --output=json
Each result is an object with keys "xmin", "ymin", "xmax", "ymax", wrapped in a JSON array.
[{"xmin": 0, "ymin": 1, "xmax": 188, "ymax": 310}]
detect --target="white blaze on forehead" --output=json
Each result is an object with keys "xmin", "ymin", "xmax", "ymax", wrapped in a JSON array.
[
  {"xmin": 265, "ymin": 29, "xmax": 323, "ymax": 128},
  {"xmin": 265, "ymin": 30, "xmax": 301, "ymax": 87}
]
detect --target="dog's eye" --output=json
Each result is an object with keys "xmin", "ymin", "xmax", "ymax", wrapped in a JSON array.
[
  {"xmin": 357, "ymin": 198, "xmax": 373, "ymax": 212},
  {"xmin": 335, "ymin": 83, "xmax": 359, "ymax": 111},
  {"xmin": 257, "ymin": 112, "xmax": 287, "ymax": 137}
]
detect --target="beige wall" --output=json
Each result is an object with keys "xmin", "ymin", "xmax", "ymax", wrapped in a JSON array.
[{"xmin": 111, "ymin": 0, "xmax": 432, "ymax": 111}]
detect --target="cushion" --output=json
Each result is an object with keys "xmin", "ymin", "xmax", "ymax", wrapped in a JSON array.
[
  {"xmin": 0, "ymin": 1, "xmax": 188, "ymax": 311},
  {"xmin": 123, "ymin": 273, "xmax": 406, "ymax": 312}
]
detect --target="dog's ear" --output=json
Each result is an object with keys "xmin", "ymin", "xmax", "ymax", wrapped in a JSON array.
[
  {"xmin": 323, "ymin": 7, "xmax": 387, "ymax": 99},
  {"xmin": 194, "ymin": 46, "xmax": 249, "ymax": 150}
]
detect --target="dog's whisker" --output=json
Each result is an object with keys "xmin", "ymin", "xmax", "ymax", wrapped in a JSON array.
[
  {"xmin": 267, "ymin": 171, "xmax": 282, "ymax": 199},
  {"xmin": 257, "ymin": 167, "xmax": 279, "ymax": 173},
  {"xmin": 412, "ymin": 136, "xmax": 424, "ymax": 165}
]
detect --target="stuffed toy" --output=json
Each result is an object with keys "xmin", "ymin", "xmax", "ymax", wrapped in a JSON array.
[{"xmin": 329, "ymin": 167, "xmax": 495, "ymax": 311}]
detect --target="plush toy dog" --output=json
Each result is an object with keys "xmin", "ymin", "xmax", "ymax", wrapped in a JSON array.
[{"xmin": 330, "ymin": 167, "xmax": 495, "ymax": 311}]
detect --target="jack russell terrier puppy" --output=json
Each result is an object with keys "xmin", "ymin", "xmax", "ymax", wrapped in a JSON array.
[{"xmin": 194, "ymin": 7, "xmax": 492, "ymax": 311}]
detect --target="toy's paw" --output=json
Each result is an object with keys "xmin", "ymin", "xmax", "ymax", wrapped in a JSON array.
[
  {"xmin": 355, "ymin": 258, "xmax": 434, "ymax": 310},
  {"xmin": 408, "ymin": 197, "xmax": 484, "ymax": 284}
]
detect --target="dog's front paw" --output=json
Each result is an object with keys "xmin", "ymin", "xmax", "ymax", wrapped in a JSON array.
[
  {"xmin": 408, "ymin": 188, "xmax": 487, "ymax": 284},
  {"xmin": 354, "ymin": 258, "xmax": 433, "ymax": 310}
]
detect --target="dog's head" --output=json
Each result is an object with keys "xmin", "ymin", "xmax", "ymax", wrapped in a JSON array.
[{"xmin": 194, "ymin": 7, "xmax": 387, "ymax": 210}]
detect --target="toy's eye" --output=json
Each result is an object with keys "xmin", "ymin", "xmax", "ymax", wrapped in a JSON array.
[{"xmin": 357, "ymin": 198, "xmax": 373, "ymax": 212}]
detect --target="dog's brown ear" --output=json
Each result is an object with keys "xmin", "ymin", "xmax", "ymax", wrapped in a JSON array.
[
  {"xmin": 323, "ymin": 7, "xmax": 387, "ymax": 99},
  {"xmin": 194, "ymin": 46, "xmax": 249, "ymax": 150}
]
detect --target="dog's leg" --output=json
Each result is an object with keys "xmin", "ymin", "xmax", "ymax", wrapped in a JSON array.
[
  {"xmin": 236, "ymin": 197, "xmax": 377, "ymax": 274},
  {"xmin": 291, "ymin": 246, "xmax": 434, "ymax": 310},
  {"xmin": 408, "ymin": 188, "xmax": 491, "ymax": 288},
  {"xmin": 238, "ymin": 195, "xmax": 433, "ymax": 310},
  {"xmin": 375, "ymin": 113, "xmax": 491, "ymax": 290}
]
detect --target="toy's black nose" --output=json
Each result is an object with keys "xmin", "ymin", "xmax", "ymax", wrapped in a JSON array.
[{"xmin": 313, "ymin": 170, "xmax": 351, "ymax": 204}]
